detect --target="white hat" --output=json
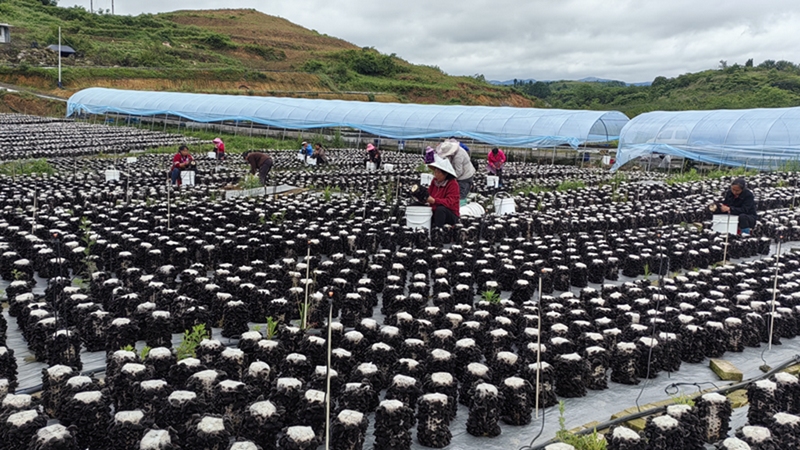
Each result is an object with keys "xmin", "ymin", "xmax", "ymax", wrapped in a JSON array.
[
  {"xmin": 435, "ymin": 139, "xmax": 461, "ymax": 158},
  {"xmin": 428, "ymin": 154, "xmax": 457, "ymax": 178}
]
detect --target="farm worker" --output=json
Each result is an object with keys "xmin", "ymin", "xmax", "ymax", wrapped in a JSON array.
[
  {"xmin": 718, "ymin": 177, "xmax": 757, "ymax": 235},
  {"xmin": 435, "ymin": 138, "xmax": 475, "ymax": 202},
  {"xmin": 426, "ymin": 155, "xmax": 460, "ymax": 228},
  {"xmin": 424, "ymin": 146, "xmax": 435, "ymax": 164},
  {"xmin": 243, "ymin": 151, "xmax": 274, "ymax": 186},
  {"xmin": 312, "ymin": 143, "xmax": 328, "ymax": 165},
  {"xmin": 212, "ymin": 138, "xmax": 225, "ymax": 160},
  {"xmin": 487, "ymin": 147, "xmax": 506, "ymax": 187},
  {"xmin": 366, "ymin": 143, "xmax": 381, "ymax": 168},
  {"xmin": 299, "ymin": 141, "xmax": 313, "ymax": 161},
  {"xmin": 170, "ymin": 145, "xmax": 194, "ymax": 186},
  {"xmin": 449, "ymin": 136, "xmax": 470, "ymax": 152}
]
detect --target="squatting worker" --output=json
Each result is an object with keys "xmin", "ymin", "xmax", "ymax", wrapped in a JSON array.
[
  {"xmin": 719, "ymin": 177, "xmax": 757, "ymax": 235},
  {"xmin": 243, "ymin": 151, "xmax": 274, "ymax": 186},
  {"xmin": 435, "ymin": 139, "xmax": 475, "ymax": 202},
  {"xmin": 426, "ymin": 155, "xmax": 461, "ymax": 228},
  {"xmin": 170, "ymin": 145, "xmax": 194, "ymax": 186}
]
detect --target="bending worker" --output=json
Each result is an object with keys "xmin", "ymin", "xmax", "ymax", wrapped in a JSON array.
[
  {"xmin": 243, "ymin": 151, "xmax": 274, "ymax": 186},
  {"xmin": 426, "ymin": 155, "xmax": 461, "ymax": 228},
  {"xmin": 487, "ymin": 147, "xmax": 506, "ymax": 187},
  {"xmin": 435, "ymin": 138, "xmax": 475, "ymax": 202},
  {"xmin": 719, "ymin": 177, "xmax": 757, "ymax": 235}
]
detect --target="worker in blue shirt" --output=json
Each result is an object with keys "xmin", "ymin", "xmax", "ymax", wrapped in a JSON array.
[{"xmin": 300, "ymin": 141, "xmax": 313, "ymax": 162}]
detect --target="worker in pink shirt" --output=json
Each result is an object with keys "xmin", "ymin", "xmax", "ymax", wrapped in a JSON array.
[{"xmin": 487, "ymin": 147, "xmax": 506, "ymax": 187}]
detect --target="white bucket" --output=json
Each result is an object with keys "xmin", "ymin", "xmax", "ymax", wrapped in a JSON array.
[
  {"xmin": 207, "ymin": 152, "xmax": 216, "ymax": 159},
  {"xmin": 181, "ymin": 171, "xmax": 196, "ymax": 186},
  {"xmin": 712, "ymin": 214, "xmax": 738, "ymax": 235},
  {"xmin": 486, "ymin": 175, "xmax": 499, "ymax": 188},
  {"xmin": 105, "ymin": 169, "xmax": 120, "ymax": 182},
  {"xmin": 366, "ymin": 162, "xmax": 377, "ymax": 172},
  {"xmin": 126, "ymin": 157, "xmax": 138, "ymax": 164},
  {"xmin": 602, "ymin": 155, "xmax": 612, "ymax": 165},
  {"xmin": 405, "ymin": 206, "xmax": 432, "ymax": 230},
  {"xmin": 384, "ymin": 164, "xmax": 395, "ymax": 172},
  {"xmin": 460, "ymin": 202, "xmax": 485, "ymax": 217},
  {"xmin": 494, "ymin": 197, "xmax": 516, "ymax": 215},
  {"xmin": 420, "ymin": 173, "xmax": 434, "ymax": 186},
  {"xmin": 306, "ymin": 158, "xmax": 317, "ymax": 166}
]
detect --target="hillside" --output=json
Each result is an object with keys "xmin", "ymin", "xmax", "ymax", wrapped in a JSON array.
[
  {"xmin": 512, "ymin": 61, "xmax": 800, "ymax": 117},
  {"xmin": 0, "ymin": 1, "xmax": 536, "ymax": 107}
]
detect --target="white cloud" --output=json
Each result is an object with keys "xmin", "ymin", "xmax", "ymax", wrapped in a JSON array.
[{"xmin": 63, "ymin": 0, "xmax": 800, "ymax": 82}]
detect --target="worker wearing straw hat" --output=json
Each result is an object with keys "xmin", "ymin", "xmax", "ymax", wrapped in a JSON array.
[{"xmin": 426, "ymin": 155, "xmax": 460, "ymax": 228}]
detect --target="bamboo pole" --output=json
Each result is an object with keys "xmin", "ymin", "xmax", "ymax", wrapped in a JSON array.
[
  {"xmin": 768, "ymin": 239, "xmax": 783, "ymax": 351},
  {"xmin": 534, "ymin": 275, "xmax": 543, "ymax": 418}
]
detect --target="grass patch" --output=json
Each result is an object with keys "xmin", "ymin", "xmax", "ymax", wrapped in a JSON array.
[
  {"xmin": 556, "ymin": 180, "xmax": 587, "ymax": 191},
  {"xmin": 555, "ymin": 401, "xmax": 607, "ymax": 450},
  {"xmin": 238, "ymin": 175, "xmax": 262, "ymax": 189},
  {"xmin": 779, "ymin": 159, "xmax": 800, "ymax": 172},
  {"xmin": 667, "ymin": 166, "xmax": 759, "ymax": 185},
  {"xmin": 0, "ymin": 158, "xmax": 55, "ymax": 176},
  {"xmin": 512, "ymin": 184, "xmax": 553, "ymax": 196}
]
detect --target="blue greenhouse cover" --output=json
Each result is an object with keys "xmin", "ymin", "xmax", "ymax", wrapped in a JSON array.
[
  {"xmin": 67, "ymin": 88, "xmax": 628, "ymax": 148},
  {"xmin": 612, "ymin": 108, "xmax": 800, "ymax": 171}
]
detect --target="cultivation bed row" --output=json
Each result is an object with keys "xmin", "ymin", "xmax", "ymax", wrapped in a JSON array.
[{"xmin": 0, "ymin": 120, "xmax": 799, "ymax": 449}]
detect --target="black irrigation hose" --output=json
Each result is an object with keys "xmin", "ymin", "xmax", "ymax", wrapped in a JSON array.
[{"xmin": 528, "ymin": 354, "xmax": 800, "ymax": 450}]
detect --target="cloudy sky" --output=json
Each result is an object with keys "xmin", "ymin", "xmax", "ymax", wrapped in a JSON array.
[{"xmin": 67, "ymin": 0, "xmax": 800, "ymax": 83}]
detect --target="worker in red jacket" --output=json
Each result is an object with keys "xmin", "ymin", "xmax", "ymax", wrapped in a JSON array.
[
  {"xmin": 170, "ymin": 145, "xmax": 194, "ymax": 186},
  {"xmin": 426, "ymin": 155, "xmax": 461, "ymax": 228},
  {"xmin": 487, "ymin": 147, "xmax": 506, "ymax": 187}
]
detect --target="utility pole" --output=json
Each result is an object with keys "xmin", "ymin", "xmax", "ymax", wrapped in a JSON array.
[
  {"xmin": 112, "ymin": 0, "xmax": 114, "ymax": 15},
  {"xmin": 90, "ymin": 0, "xmax": 93, "ymax": 14}
]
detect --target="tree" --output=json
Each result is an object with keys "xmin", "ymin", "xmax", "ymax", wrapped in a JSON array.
[
  {"xmin": 529, "ymin": 81, "xmax": 551, "ymax": 99},
  {"xmin": 40, "ymin": 0, "xmax": 58, "ymax": 5},
  {"xmin": 718, "ymin": 60, "xmax": 728, "ymax": 70},
  {"xmin": 758, "ymin": 59, "xmax": 776, "ymax": 69},
  {"xmin": 745, "ymin": 58, "xmax": 753, "ymax": 68},
  {"xmin": 775, "ymin": 60, "xmax": 796, "ymax": 71}
]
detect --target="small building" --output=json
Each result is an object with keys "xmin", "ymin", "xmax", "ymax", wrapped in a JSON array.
[
  {"xmin": 0, "ymin": 24, "xmax": 11, "ymax": 44},
  {"xmin": 46, "ymin": 44, "xmax": 76, "ymax": 57}
]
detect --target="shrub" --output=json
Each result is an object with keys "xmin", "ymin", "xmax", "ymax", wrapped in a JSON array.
[
  {"xmin": 244, "ymin": 44, "xmax": 286, "ymax": 61},
  {"xmin": 176, "ymin": 324, "xmax": 210, "ymax": 360},
  {"xmin": 302, "ymin": 59, "xmax": 327, "ymax": 73},
  {"xmin": 337, "ymin": 49, "xmax": 404, "ymax": 77},
  {"xmin": 201, "ymin": 32, "xmax": 235, "ymax": 50}
]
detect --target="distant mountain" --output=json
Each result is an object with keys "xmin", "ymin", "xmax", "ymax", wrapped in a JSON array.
[
  {"xmin": 489, "ymin": 78, "xmax": 537, "ymax": 85},
  {"xmin": 491, "ymin": 77, "xmax": 652, "ymax": 87}
]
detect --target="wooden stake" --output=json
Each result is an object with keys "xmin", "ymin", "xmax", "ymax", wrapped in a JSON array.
[
  {"xmin": 768, "ymin": 239, "xmax": 783, "ymax": 351},
  {"xmin": 534, "ymin": 275, "xmax": 543, "ymax": 418},
  {"xmin": 324, "ymin": 295, "xmax": 333, "ymax": 450}
]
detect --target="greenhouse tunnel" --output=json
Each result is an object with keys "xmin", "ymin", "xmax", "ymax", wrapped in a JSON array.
[
  {"xmin": 66, "ymin": 88, "xmax": 629, "ymax": 148},
  {"xmin": 612, "ymin": 107, "xmax": 800, "ymax": 171}
]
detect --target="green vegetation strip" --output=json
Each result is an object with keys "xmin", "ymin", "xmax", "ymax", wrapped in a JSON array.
[{"xmin": 0, "ymin": 158, "xmax": 55, "ymax": 176}]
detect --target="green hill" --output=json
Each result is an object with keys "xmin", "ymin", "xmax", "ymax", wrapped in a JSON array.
[
  {"xmin": 0, "ymin": 0, "xmax": 536, "ymax": 107},
  {"xmin": 513, "ymin": 61, "xmax": 800, "ymax": 117}
]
